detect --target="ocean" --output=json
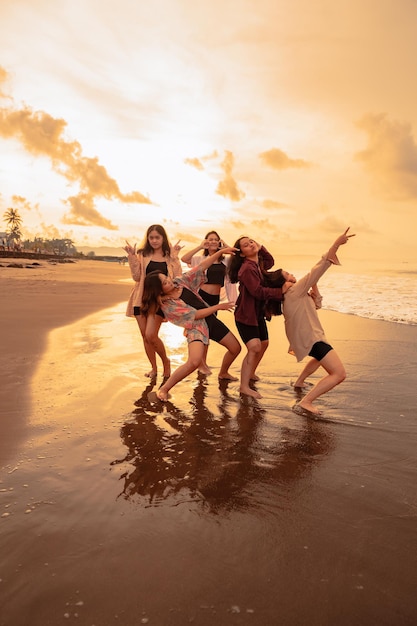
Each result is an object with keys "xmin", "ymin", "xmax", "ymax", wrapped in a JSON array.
[{"xmin": 278, "ymin": 255, "xmax": 417, "ymax": 326}]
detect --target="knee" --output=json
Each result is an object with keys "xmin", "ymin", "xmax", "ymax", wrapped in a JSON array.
[
  {"xmin": 188, "ymin": 356, "xmax": 201, "ymax": 370},
  {"xmin": 145, "ymin": 332, "xmax": 159, "ymax": 347},
  {"xmin": 336, "ymin": 368, "xmax": 346, "ymax": 384},
  {"xmin": 232, "ymin": 341, "xmax": 242, "ymax": 357},
  {"xmin": 248, "ymin": 344, "xmax": 262, "ymax": 357}
]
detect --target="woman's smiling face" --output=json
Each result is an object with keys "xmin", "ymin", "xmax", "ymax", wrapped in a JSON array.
[
  {"xmin": 206, "ymin": 233, "xmax": 221, "ymax": 252},
  {"xmin": 159, "ymin": 273, "xmax": 175, "ymax": 294}
]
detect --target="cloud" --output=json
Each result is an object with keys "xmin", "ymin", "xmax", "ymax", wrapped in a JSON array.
[
  {"xmin": 0, "ymin": 75, "xmax": 152, "ymax": 229},
  {"xmin": 261, "ymin": 199, "xmax": 290, "ymax": 210},
  {"xmin": 259, "ymin": 148, "xmax": 312, "ymax": 170},
  {"xmin": 62, "ymin": 194, "xmax": 118, "ymax": 230},
  {"xmin": 184, "ymin": 157, "xmax": 204, "ymax": 170},
  {"xmin": 184, "ymin": 150, "xmax": 220, "ymax": 171},
  {"xmin": 215, "ymin": 150, "xmax": 245, "ymax": 202},
  {"xmin": 356, "ymin": 113, "xmax": 417, "ymax": 200},
  {"xmin": 11, "ymin": 195, "xmax": 38, "ymax": 212}
]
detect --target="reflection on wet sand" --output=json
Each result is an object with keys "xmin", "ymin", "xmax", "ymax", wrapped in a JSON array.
[{"xmin": 112, "ymin": 377, "xmax": 335, "ymax": 513}]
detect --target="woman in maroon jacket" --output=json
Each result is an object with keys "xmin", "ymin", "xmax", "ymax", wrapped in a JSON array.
[{"xmin": 228, "ymin": 236, "xmax": 290, "ymax": 398}]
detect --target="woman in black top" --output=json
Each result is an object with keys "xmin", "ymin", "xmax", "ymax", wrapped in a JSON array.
[{"xmin": 181, "ymin": 231, "xmax": 238, "ymax": 375}]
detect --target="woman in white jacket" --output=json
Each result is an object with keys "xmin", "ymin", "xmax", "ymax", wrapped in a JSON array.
[{"xmin": 274, "ymin": 228, "xmax": 355, "ymax": 416}]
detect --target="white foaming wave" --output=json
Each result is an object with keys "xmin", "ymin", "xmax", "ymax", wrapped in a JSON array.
[{"xmin": 318, "ymin": 272, "xmax": 417, "ymax": 326}]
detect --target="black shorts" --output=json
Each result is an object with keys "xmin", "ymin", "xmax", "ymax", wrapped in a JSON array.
[
  {"xmin": 206, "ymin": 314, "xmax": 230, "ymax": 343},
  {"xmin": 309, "ymin": 341, "xmax": 333, "ymax": 361},
  {"xmin": 133, "ymin": 306, "xmax": 164, "ymax": 319},
  {"xmin": 198, "ymin": 289, "xmax": 220, "ymax": 307},
  {"xmin": 235, "ymin": 318, "xmax": 268, "ymax": 344}
]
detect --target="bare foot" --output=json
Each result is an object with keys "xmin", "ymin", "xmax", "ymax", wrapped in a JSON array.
[
  {"xmin": 250, "ymin": 374, "xmax": 260, "ymax": 382},
  {"xmin": 218, "ymin": 373, "xmax": 238, "ymax": 381},
  {"xmin": 297, "ymin": 401, "xmax": 322, "ymax": 416},
  {"xmin": 145, "ymin": 370, "xmax": 157, "ymax": 378},
  {"xmin": 240, "ymin": 386, "xmax": 262, "ymax": 399},
  {"xmin": 156, "ymin": 388, "xmax": 169, "ymax": 402},
  {"xmin": 293, "ymin": 381, "xmax": 313, "ymax": 390},
  {"xmin": 198, "ymin": 367, "xmax": 212, "ymax": 376}
]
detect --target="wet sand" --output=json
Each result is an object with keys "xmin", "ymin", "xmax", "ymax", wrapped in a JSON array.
[{"xmin": 1, "ymin": 259, "xmax": 416, "ymax": 625}]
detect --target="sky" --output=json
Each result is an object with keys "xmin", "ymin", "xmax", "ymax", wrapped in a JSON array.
[{"xmin": 1, "ymin": 0, "xmax": 417, "ymax": 266}]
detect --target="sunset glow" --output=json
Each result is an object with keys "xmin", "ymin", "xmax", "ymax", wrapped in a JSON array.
[{"xmin": 1, "ymin": 0, "xmax": 417, "ymax": 264}]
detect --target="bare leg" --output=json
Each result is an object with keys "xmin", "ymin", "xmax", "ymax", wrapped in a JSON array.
[
  {"xmin": 240, "ymin": 338, "xmax": 266, "ymax": 399},
  {"xmin": 218, "ymin": 332, "xmax": 241, "ymax": 380},
  {"xmin": 250, "ymin": 340, "xmax": 268, "ymax": 381},
  {"xmin": 198, "ymin": 343, "xmax": 212, "ymax": 375},
  {"xmin": 136, "ymin": 314, "xmax": 157, "ymax": 377},
  {"xmin": 293, "ymin": 357, "xmax": 321, "ymax": 388},
  {"xmin": 157, "ymin": 341, "xmax": 204, "ymax": 401},
  {"xmin": 296, "ymin": 350, "xmax": 346, "ymax": 414},
  {"xmin": 146, "ymin": 314, "xmax": 171, "ymax": 377}
]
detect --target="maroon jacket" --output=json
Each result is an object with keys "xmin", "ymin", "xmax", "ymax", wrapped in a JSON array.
[{"xmin": 234, "ymin": 247, "xmax": 283, "ymax": 325}]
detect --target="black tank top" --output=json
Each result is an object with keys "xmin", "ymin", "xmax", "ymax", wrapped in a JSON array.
[
  {"xmin": 146, "ymin": 260, "xmax": 168, "ymax": 275},
  {"xmin": 205, "ymin": 262, "xmax": 225, "ymax": 286}
]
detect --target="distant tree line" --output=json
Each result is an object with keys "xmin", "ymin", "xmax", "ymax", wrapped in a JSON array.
[{"xmin": 1, "ymin": 207, "xmax": 78, "ymax": 256}]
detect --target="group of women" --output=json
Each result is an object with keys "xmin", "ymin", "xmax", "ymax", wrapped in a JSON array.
[{"xmin": 123, "ymin": 225, "xmax": 355, "ymax": 415}]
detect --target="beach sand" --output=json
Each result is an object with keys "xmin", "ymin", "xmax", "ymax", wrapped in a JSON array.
[{"xmin": 1, "ymin": 258, "xmax": 416, "ymax": 625}]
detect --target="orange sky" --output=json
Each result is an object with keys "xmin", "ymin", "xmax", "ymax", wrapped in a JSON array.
[{"xmin": 1, "ymin": 0, "xmax": 417, "ymax": 265}]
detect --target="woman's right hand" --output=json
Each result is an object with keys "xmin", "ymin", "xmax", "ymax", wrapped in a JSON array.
[
  {"xmin": 123, "ymin": 240, "xmax": 137, "ymax": 255},
  {"xmin": 218, "ymin": 246, "xmax": 238, "ymax": 256}
]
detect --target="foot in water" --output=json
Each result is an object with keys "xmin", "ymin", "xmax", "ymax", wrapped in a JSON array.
[
  {"xmin": 156, "ymin": 388, "xmax": 169, "ymax": 402},
  {"xmin": 293, "ymin": 402, "xmax": 322, "ymax": 416},
  {"xmin": 240, "ymin": 386, "xmax": 262, "ymax": 399},
  {"xmin": 218, "ymin": 373, "xmax": 238, "ymax": 381}
]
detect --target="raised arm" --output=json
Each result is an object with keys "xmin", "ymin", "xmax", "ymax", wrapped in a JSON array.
[
  {"xmin": 181, "ymin": 240, "xmax": 207, "ymax": 265},
  {"xmin": 199, "ymin": 246, "xmax": 237, "ymax": 272},
  {"xmin": 123, "ymin": 240, "xmax": 143, "ymax": 282},
  {"xmin": 326, "ymin": 227, "xmax": 356, "ymax": 265}
]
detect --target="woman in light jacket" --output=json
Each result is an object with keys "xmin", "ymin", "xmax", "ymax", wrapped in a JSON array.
[
  {"xmin": 124, "ymin": 224, "xmax": 182, "ymax": 379},
  {"xmin": 271, "ymin": 228, "xmax": 355, "ymax": 416}
]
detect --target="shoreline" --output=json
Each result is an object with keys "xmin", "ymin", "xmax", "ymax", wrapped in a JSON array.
[{"xmin": 0, "ymin": 259, "xmax": 130, "ymax": 455}]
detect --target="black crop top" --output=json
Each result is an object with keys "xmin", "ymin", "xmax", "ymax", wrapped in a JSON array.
[
  {"xmin": 205, "ymin": 262, "xmax": 225, "ymax": 286},
  {"xmin": 146, "ymin": 260, "xmax": 168, "ymax": 275}
]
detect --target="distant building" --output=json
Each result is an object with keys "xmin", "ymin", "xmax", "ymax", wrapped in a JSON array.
[{"xmin": 0, "ymin": 231, "xmax": 9, "ymax": 250}]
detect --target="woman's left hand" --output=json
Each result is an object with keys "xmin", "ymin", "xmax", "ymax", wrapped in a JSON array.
[{"xmin": 171, "ymin": 240, "xmax": 183, "ymax": 256}]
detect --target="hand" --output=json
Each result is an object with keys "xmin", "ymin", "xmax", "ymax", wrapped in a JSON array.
[
  {"xmin": 170, "ymin": 240, "xmax": 183, "ymax": 256},
  {"xmin": 334, "ymin": 227, "xmax": 356, "ymax": 247},
  {"xmin": 282, "ymin": 281, "xmax": 293, "ymax": 294},
  {"xmin": 217, "ymin": 301, "xmax": 235, "ymax": 312},
  {"xmin": 218, "ymin": 246, "xmax": 238, "ymax": 256},
  {"xmin": 123, "ymin": 240, "xmax": 136, "ymax": 255}
]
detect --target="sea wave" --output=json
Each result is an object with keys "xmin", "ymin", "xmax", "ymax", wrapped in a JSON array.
[{"xmin": 317, "ymin": 272, "xmax": 417, "ymax": 326}]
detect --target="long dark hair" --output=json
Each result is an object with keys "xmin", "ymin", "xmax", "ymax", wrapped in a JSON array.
[
  {"xmin": 138, "ymin": 224, "xmax": 171, "ymax": 257},
  {"xmin": 261, "ymin": 268, "xmax": 286, "ymax": 288},
  {"xmin": 141, "ymin": 270, "xmax": 164, "ymax": 316},
  {"xmin": 227, "ymin": 236, "xmax": 247, "ymax": 283},
  {"xmin": 203, "ymin": 230, "xmax": 221, "ymax": 257}
]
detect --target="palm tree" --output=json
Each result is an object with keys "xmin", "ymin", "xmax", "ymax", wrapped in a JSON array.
[{"xmin": 3, "ymin": 208, "xmax": 23, "ymax": 249}]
